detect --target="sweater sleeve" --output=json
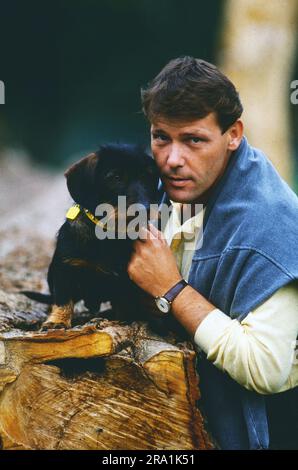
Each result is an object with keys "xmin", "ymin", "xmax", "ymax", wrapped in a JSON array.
[{"xmin": 193, "ymin": 282, "xmax": 298, "ymax": 394}]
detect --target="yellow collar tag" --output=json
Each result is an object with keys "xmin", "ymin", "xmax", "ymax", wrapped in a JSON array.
[{"xmin": 66, "ymin": 204, "xmax": 81, "ymax": 220}]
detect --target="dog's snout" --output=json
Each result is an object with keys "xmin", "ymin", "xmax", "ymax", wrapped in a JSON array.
[{"xmin": 127, "ymin": 181, "xmax": 155, "ymax": 210}]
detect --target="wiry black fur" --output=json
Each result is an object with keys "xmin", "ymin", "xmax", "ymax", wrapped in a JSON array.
[
  {"xmin": 22, "ymin": 292, "xmax": 52, "ymax": 304},
  {"xmin": 23, "ymin": 143, "xmax": 167, "ymax": 330}
]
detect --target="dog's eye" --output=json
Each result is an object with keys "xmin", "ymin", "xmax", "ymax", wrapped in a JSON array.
[{"xmin": 105, "ymin": 171, "xmax": 121, "ymax": 181}]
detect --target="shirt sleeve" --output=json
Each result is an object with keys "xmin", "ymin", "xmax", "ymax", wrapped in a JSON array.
[{"xmin": 193, "ymin": 282, "xmax": 298, "ymax": 394}]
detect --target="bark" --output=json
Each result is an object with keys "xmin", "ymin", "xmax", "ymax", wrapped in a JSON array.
[{"xmin": 219, "ymin": 0, "xmax": 298, "ymax": 184}]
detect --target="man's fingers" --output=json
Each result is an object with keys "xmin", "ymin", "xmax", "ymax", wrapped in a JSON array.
[
  {"xmin": 138, "ymin": 225, "xmax": 154, "ymax": 241},
  {"xmin": 136, "ymin": 223, "xmax": 164, "ymax": 244},
  {"xmin": 148, "ymin": 222, "xmax": 165, "ymax": 240}
]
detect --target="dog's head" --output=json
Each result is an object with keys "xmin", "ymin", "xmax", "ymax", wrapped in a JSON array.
[{"xmin": 65, "ymin": 143, "xmax": 160, "ymax": 218}]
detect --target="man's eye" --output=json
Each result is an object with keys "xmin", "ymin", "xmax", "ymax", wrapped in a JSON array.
[
  {"xmin": 152, "ymin": 133, "xmax": 168, "ymax": 142},
  {"xmin": 189, "ymin": 137, "xmax": 203, "ymax": 143}
]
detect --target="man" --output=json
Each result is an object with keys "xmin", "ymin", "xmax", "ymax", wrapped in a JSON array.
[{"xmin": 127, "ymin": 57, "xmax": 298, "ymax": 450}]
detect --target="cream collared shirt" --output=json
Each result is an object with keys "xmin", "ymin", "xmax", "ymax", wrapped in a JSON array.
[{"xmin": 164, "ymin": 202, "xmax": 298, "ymax": 395}]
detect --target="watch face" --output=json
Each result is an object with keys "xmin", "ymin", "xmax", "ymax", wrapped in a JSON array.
[{"xmin": 155, "ymin": 297, "xmax": 171, "ymax": 314}]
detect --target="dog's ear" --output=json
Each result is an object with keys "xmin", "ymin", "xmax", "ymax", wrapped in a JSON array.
[{"xmin": 64, "ymin": 152, "xmax": 99, "ymax": 208}]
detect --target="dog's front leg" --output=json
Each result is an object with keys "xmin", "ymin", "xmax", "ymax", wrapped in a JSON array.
[
  {"xmin": 41, "ymin": 302, "xmax": 74, "ymax": 331},
  {"xmin": 41, "ymin": 257, "xmax": 76, "ymax": 331}
]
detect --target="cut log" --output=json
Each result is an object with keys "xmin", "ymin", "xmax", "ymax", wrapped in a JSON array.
[
  {"xmin": 0, "ymin": 301, "xmax": 214, "ymax": 450},
  {"xmin": 0, "ymin": 154, "xmax": 215, "ymax": 450}
]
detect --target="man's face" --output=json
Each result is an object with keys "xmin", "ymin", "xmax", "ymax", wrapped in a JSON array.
[{"xmin": 151, "ymin": 112, "xmax": 242, "ymax": 204}]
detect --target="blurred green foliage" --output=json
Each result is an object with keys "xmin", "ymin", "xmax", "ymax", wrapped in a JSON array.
[{"xmin": 0, "ymin": 0, "xmax": 223, "ymax": 166}]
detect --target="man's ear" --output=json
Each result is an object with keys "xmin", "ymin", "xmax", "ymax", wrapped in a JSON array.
[
  {"xmin": 64, "ymin": 152, "xmax": 98, "ymax": 208},
  {"xmin": 227, "ymin": 120, "xmax": 244, "ymax": 151}
]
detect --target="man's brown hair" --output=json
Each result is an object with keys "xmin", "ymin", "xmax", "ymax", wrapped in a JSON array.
[{"xmin": 141, "ymin": 56, "xmax": 243, "ymax": 133}]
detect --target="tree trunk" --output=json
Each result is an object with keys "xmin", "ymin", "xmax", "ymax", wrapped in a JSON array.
[{"xmin": 219, "ymin": 0, "xmax": 298, "ymax": 184}]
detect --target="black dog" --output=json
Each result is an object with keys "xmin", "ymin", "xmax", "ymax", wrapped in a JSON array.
[{"xmin": 23, "ymin": 143, "xmax": 162, "ymax": 330}]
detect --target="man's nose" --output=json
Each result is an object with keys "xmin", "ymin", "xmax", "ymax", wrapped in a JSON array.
[{"xmin": 167, "ymin": 144, "xmax": 184, "ymax": 168}]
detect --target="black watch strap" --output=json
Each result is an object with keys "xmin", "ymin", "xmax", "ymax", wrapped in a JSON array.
[{"xmin": 163, "ymin": 279, "xmax": 188, "ymax": 303}]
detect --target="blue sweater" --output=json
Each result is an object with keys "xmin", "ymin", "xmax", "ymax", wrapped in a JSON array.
[
  {"xmin": 158, "ymin": 136, "xmax": 298, "ymax": 449},
  {"xmin": 189, "ymin": 136, "xmax": 298, "ymax": 320}
]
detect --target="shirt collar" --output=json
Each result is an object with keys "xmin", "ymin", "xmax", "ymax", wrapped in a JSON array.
[{"xmin": 170, "ymin": 201, "xmax": 205, "ymax": 238}]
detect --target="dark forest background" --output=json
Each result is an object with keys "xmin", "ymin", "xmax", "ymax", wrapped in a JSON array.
[
  {"xmin": 0, "ymin": 0, "xmax": 297, "ymax": 189},
  {"xmin": 0, "ymin": 0, "xmax": 223, "ymax": 166}
]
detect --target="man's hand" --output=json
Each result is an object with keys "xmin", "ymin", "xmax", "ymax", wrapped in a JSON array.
[
  {"xmin": 127, "ymin": 223, "xmax": 182, "ymax": 297},
  {"xmin": 127, "ymin": 222, "xmax": 215, "ymax": 336}
]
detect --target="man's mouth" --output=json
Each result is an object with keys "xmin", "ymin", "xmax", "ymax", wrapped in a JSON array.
[{"xmin": 165, "ymin": 176, "xmax": 191, "ymax": 187}]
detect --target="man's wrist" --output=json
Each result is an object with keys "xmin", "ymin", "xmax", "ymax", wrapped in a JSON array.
[
  {"xmin": 154, "ymin": 278, "xmax": 187, "ymax": 315},
  {"xmin": 155, "ymin": 276, "xmax": 183, "ymax": 297},
  {"xmin": 170, "ymin": 285, "xmax": 215, "ymax": 336},
  {"xmin": 171, "ymin": 284, "xmax": 193, "ymax": 309}
]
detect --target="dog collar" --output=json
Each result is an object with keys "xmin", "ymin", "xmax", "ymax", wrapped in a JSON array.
[
  {"xmin": 66, "ymin": 203, "xmax": 134, "ymax": 236},
  {"xmin": 66, "ymin": 204, "xmax": 103, "ymax": 227},
  {"xmin": 83, "ymin": 208, "xmax": 101, "ymax": 225},
  {"xmin": 65, "ymin": 204, "xmax": 120, "ymax": 278}
]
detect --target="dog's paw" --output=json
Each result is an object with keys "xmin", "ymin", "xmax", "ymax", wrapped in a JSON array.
[
  {"xmin": 86, "ymin": 317, "xmax": 106, "ymax": 328},
  {"xmin": 40, "ymin": 321, "xmax": 70, "ymax": 332}
]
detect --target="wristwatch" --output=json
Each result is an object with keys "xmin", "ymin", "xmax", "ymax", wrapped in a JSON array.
[{"xmin": 154, "ymin": 279, "xmax": 188, "ymax": 315}]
